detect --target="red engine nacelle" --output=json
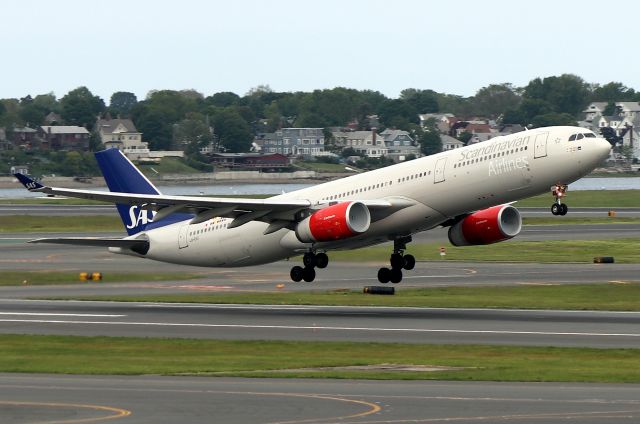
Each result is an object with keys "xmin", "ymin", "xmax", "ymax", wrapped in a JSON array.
[
  {"xmin": 295, "ymin": 201, "xmax": 371, "ymax": 243},
  {"xmin": 448, "ymin": 204, "xmax": 522, "ymax": 246}
]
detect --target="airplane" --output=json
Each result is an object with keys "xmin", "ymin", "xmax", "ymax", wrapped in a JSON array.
[{"xmin": 15, "ymin": 125, "xmax": 612, "ymax": 284}]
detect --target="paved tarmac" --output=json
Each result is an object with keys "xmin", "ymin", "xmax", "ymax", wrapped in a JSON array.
[
  {"xmin": 1, "ymin": 299, "xmax": 639, "ymax": 348},
  {"xmin": 1, "ymin": 374, "xmax": 639, "ymax": 424}
]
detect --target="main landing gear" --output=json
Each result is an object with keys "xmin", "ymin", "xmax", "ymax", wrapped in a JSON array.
[
  {"xmin": 290, "ymin": 251, "xmax": 328, "ymax": 282},
  {"xmin": 551, "ymin": 183, "xmax": 568, "ymax": 216},
  {"xmin": 377, "ymin": 236, "xmax": 415, "ymax": 284}
]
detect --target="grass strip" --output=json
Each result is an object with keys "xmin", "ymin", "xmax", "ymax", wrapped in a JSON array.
[
  {"xmin": 329, "ymin": 238, "xmax": 640, "ymax": 264},
  {"xmin": 523, "ymin": 217, "xmax": 640, "ymax": 225},
  {"xmin": 62, "ymin": 283, "xmax": 640, "ymax": 311},
  {"xmin": 0, "ymin": 215, "xmax": 123, "ymax": 232},
  {"xmin": 516, "ymin": 190, "xmax": 640, "ymax": 207},
  {"xmin": 0, "ymin": 334, "xmax": 639, "ymax": 383},
  {"xmin": 0, "ymin": 271, "xmax": 203, "ymax": 286}
]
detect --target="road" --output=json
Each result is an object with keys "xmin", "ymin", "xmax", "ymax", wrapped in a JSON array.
[{"xmin": 1, "ymin": 374, "xmax": 639, "ymax": 424}]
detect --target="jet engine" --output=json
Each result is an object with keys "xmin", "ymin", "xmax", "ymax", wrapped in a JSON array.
[
  {"xmin": 296, "ymin": 201, "xmax": 371, "ymax": 243},
  {"xmin": 448, "ymin": 204, "xmax": 522, "ymax": 246}
]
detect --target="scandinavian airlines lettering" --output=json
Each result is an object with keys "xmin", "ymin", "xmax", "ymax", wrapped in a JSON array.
[
  {"xmin": 126, "ymin": 205, "xmax": 156, "ymax": 230},
  {"xmin": 458, "ymin": 135, "xmax": 531, "ymax": 162}
]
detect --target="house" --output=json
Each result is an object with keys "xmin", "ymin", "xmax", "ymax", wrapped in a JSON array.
[
  {"xmin": 332, "ymin": 130, "xmax": 388, "ymax": 158},
  {"xmin": 44, "ymin": 112, "xmax": 62, "ymax": 125},
  {"xmin": 37, "ymin": 126, "xmax": 90, "ymax": 151},
  {"xmin": 380, "ymin": 129, "xmax": 420, "ymax": 161},
  {"xmin": 441, "ymin": 134, "xmax": 464, "ymax": 151},
  {"xmin": 96, "ymin": 118, "xmax": 148, "ymax": 159},
  {"xmin": 10, "ymin": 165, "xmax": 29, "ymax": 175},
  {"xmin": 208, "ymin": 153, "xmax": 290, "ymax": 170},
  {"xmin": 9, "ymin": 127, "xmax": 37, "ymax": 150},
  {"xmin": 616, "ymin": 102, "xmax": 640, "ymax": 120},
  {"xmin": 419, "ymin": 113, "xmax": 456, "ymax": 134},
  {"xmin": 259, "ymin": 128, "xmax": 325, "ymax": 157},
  {"xmin": 583, "ymin": 102, "xmax": 608, "ymax": 122}
]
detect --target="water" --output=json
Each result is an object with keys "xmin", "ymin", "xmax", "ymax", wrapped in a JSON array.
[{"xmin": 1, "ymin": 178, "xmax": 639, "ymax": 199}]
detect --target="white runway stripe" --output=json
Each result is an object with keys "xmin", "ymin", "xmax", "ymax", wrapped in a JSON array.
[
  {"xmin": 0, "ymin": 313, "xmax": 125, "ymax": 317},
  {"xmin": 0, "ymin": 319, "xmax": 638, "ymax": 338}
]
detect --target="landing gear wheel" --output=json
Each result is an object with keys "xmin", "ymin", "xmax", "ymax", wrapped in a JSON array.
[
  {"xmin": 302, "ymin": 266, "xmax": 316, "ymax": 282},
  {"xmin": 551, "ymin": 204, "xmax": 560, "ymax": 215},
  {"xmin": 403, "ymin": 254, "xmax": 416, "ymax": 270},
  {"xmin": 390, "ymin": 268, "xmax": 403, "ymax": 284},
  {"xmin": 377, "ymin": 267, "xmax": 391, "ymax": 284},
  {"xmin": 559, "ymin": 203, "xmax": 568, "ymax": 216},
  {"xmin": 302, "ymin": 252, "xmax": 317, "ymax": 268},
  {"xmin": 390, "ymin": 253, "xmax": 404, "ymax": 270},
  {"xmin": 290, "ymin": 266, "xmax": 304, "ymax": 282},
  {"xmin": 315, "ymin": 252, "xmax": 329, "ymax": 269}
]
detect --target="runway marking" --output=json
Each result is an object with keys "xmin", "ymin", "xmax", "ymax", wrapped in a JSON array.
[
  {"xmin": 340, "ymin": 409, "xmax": 640, "ymax": 423},
  {"xmin": 0, "ymin": 400, "xmax": 131, "ymax": 423},
  {"xmin": 1, "ymin": 319, "xmax": 640, "ymax": 338},
  {"xmin": 0, "ymin": 312, "xmax": 125, "ymax": 317}
]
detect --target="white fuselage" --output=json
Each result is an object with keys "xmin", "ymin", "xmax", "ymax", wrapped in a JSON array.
[{"xmin": 120, "ymin": 126, "xmax": 611, "ymax": 267}]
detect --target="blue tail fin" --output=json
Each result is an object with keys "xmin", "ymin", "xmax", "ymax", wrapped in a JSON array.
[{"xmin": 95, "ymin": 149, "xmax": 192, "ymax": 235}]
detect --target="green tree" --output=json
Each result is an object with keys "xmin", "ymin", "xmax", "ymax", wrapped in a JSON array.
[
  {"xmin": 471, "ymin": 83, "xmax": 521, "ymax": 117},
  {"xmin": 457, "ymin": 131, "xmax": 473, "ymax": 145},
  {"xmin": 523, "ymin": 74, "xmax": 590, "ymax": 116},
  {"xmin": 400, "ymin": 88, "xmax": 439, "ymax": 113},
  {"xmin": 212, "ymin": 109, "xmax": 253, "ymax": 152},
  {"xmin": 173, "ymin": 114, "xmax": 213, "ymax": 154},
  {"xmin": 109, "ymin": 91, "xmax": 138, "ymax": 117},
  {"xmin": 60, "ymin": 87, "xmax": 105, "ymax": 128},
  {"xmin": 590, "ymin": 82, "xmax": 636, "ymax": 102},
  {"xmin": 416, "ymin": 121, "xmax": 442, "ymax": 155},
  {"xmin": 206, "ymin": 92, "xmax": 240, "ymax": 108},
  {"xmin": 530, "ymin": 113, "xmax": 577, "ymax": 128}
]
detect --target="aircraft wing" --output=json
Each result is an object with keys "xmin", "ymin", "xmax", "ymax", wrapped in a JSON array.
[
  {"xmin": 28, "ymin": 237, "xmax": 150, "ymax": 254},
  {"xmin": 14, "ymin": 173, "xmax": 407, "ymax": 229}
]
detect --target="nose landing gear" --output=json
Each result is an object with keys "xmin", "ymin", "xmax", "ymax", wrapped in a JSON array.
[
  {"xmin": 290, "ymin": 251, "xmax": 328, "ymax": 282},
  {"xmin": 551, "ymin": 184, "xmax": 568, "ymax": 216},
  {"xmin": 377, "ymin": 236, "xmax": 415, "ymax": 284}
]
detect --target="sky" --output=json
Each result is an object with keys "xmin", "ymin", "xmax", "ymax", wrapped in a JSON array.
[{"xmin": 3, "ymin": 0, "xmax": 639, "ymax": 103}]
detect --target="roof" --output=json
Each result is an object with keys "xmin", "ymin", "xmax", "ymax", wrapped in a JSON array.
[
  {"xmin": 616, "ymin": 102, "xmax": 640, "ymax": 112},
  {"xmin": 583, "ymin": 102, "xmax": 608, "ymax": 113},
  {"xmin": 96, "ymin": 118, "xmax": 138, "ymax": 134},
  {"xmin": 380, "ymin": 129, "xmax": 413, "ymax": 141},
  {"xmin": 441, "ymin": 134, "xmax": 464, "ymax": 145},
  {"xmin": 13, "ymin": 127, "xmax": 37, "ymax": 133},
  {"xmin": 40, "ymin": 126, "xmax": 89, "ymax": 134}
]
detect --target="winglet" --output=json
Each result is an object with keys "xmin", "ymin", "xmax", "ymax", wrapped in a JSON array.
[{"xmin": 13, "ymin": 173, "xmax": 45, "ymax": 191}]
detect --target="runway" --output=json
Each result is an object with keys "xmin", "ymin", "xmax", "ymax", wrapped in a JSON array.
[
  {"xmin": 1, "ymin": 299, "xmax": 639, "ymax": 348},
  {"xmin": 1, "ymin": 374, "xmax": 639, "ymax": 424}
]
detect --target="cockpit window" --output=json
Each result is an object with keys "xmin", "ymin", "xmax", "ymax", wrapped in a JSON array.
[
  {"xmin": 576, "ymin": 134, "xmax": 584, "ymax": 140},
  {"xmin": 569, "ymin": 134, "xmax": 577, "ymax": 141},
  {"xmin": 584, "ymin": 133, "xmax": 596, "ymax": 138}
]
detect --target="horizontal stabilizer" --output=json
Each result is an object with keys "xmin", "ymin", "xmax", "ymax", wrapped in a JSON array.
[{"xmin": 28, "ymin": 237, "xmax": 149, "ymax": 255}]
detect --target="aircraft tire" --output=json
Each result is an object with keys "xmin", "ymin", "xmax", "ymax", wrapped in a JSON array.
[
  {"xmin": 377, "ymin": 267, "xmax": 391, "ymax": 284},
  {"xmin": 390, "ymin": 253, "xmax": 404, "ymax": 270},
  {"xmin": 316, "ymin": 253, "xmax": 329, "ymax": 269},
  {"xmin": 290, "ymin": 266, "xmax": 304, "ymax": 282},
  {"xmin": 390, "ymin": 268, "xmax": 403, "ymax": 284},
  {"xmin": 303, "ymin": 252, "xmax": 317, "ymax": 268},
  {"xmin": 302, "ymin": 266, "xmax": 316, "ymax": 282},
  {"xmin": 559, "ymin": 203, "xmax": 568, "ymax": 215},
  {"xmin": 403, "ymin": 254, "xmax": 416, "ymax": 270},
  {"xmin": 551, "ymin": 204, "xmax": 560, "ymax": 215}
]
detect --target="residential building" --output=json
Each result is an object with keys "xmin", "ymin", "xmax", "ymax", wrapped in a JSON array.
[
  {"xmin": 259, "ymin": 128, "xmax": 325, "ymax": 157},
  {"xmin": 380, "ymin": 129, "xmax": 420, "ymax": 161},
  {"xmin": 583, "ymin": 102, "xmax": 608, "ymax": 122},
  {"xmin": 96, "ymin": 118, "xmax": 148, "ymax": 159},
  {"xmin": 419, "ymin": 113, "xmax": 456, "ymax": 134},
  {"xmin": 332, "ymin": 130, "xmax": 388, "ymax": 158},
  {"xmin": 208, "ymin": 153, "xmax": 290, "ymax": 170},
  {"xmin": 9, "ymin": 127, "xmax": 37, "ymax": 150},
  {"xmin": 37, "ymin": 126, "xmax": 90, "ymax": 151},
  {"xmin": 441, "ymin": 134, "xmax": 464, "ymax": 151},
  {"xmin": 44, "ymin": 112, "xmax": 62, "ymax": 125}
]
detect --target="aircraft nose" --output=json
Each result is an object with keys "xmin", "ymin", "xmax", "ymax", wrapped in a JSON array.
[{"xmin": 596, "ymin": 137, "xmax": 612, "ymax": 159}]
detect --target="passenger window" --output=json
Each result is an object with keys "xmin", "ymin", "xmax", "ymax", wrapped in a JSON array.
[{"xmin": 569, "ymin": 134, "xmax": 576, "ymax": 141}]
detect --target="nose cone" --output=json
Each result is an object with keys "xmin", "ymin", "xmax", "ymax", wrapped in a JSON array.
[{"xmin": 596, "ymin": 137, "xmax": 612, "ymax": 161}]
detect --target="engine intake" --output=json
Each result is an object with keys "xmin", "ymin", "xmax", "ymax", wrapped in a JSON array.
[
  {"xmin": 448, "ymin": 204, "xmax": 522, "ymax": 246},
  {"xmin": 296, "ymin": 201, "xmax": 371, "ymax": 243}
]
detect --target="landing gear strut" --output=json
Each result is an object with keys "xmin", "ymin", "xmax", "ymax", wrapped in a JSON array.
[
  {"xmin": 377, "ymin": 236, "xmax": 415, "ymax": 284},
  {"xmin": 290, "ymin": 251, "xmax": 328, "ymax": 282},
  {"xmin": 551, "ymin": 184, "xmax": 568, "ymax": 216}
]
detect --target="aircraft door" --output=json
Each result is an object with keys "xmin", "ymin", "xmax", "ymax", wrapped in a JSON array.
[
  {"xmin": 178, "ymin": 224, "xmax": 189, "ymax": 249},
  {"xmin": 434, "ymin": 158, "xmax": 447, "ymax": 183},
  {"xmin": 534, "ymin": 132, "xmax": 549, "ymax": 159}
]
